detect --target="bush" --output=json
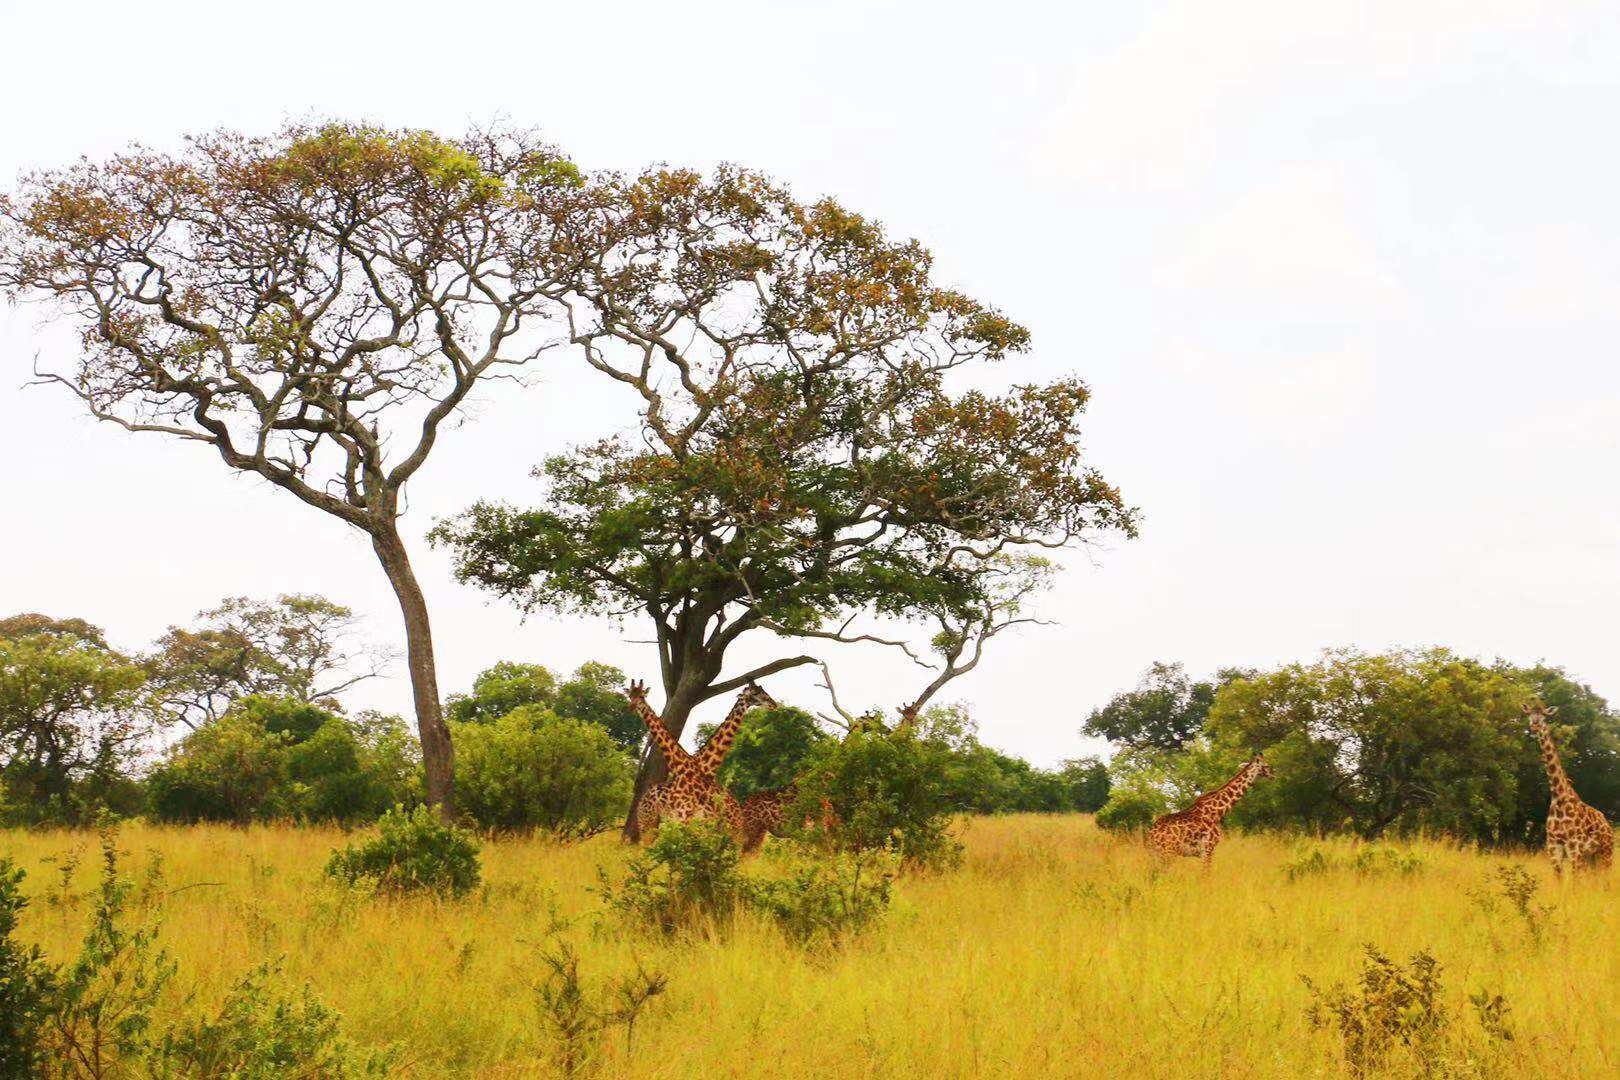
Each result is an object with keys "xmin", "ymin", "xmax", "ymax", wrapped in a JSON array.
[
  {"xmin": 1094, "ymin": 786, "xmax": 1164, "ymax": 831},
  {"xmin": 747, "ymin": 847, "xmax": 896, "ymax": 947},
  {"xmin": 1283, "ymin": 846, "xmax": 1427, "ymax": 883},
  {"xmin": 598, "ymin": 821, "xmax": 750, "ymax": 936},
  {"xmin": 791, "ymin": 720, "xmax": 964, "ymax": 869},
  {"xmin": 45, "ymin": 824, "xmax": 178, "ymax": 1074},
  {"xmin": 600, "ymin": 823, "xmax": 897, "ymax": 946},
  {"xmin": 452, "ymin": 708, "xmax": 633, "ymax": 836},
  {"xmin": 145, "ymin": 717, "xmax": 288, "ymax": 824},
  {"xmin": 146, "ymin": 700, "xmax": 418, "ymax": 825},
  {"xmin": 325, "ymin": 805, "xmax": 481, "ymax": 897},
  {"xmin": 1303, "ymin": 946, "xmax": 1449, "ymax": 1077},
  {"xmin": 0, "ymin": 859, "xmax": 55, "ymax": 1076},
  {"xmin": 703, "ymin": 705, "xmax": 830, "ymax": 800},
  {"xmin": 148, "ymin": 963, "xmax": 393, "ymax": 1078}
]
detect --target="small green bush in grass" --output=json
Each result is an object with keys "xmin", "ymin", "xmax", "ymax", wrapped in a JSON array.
[
  {"xmin": 325, "ymin": 805, "xmax": 481, "ymax": 898},
  {"xmin": 148, "ymin": 962, "xmax": 394, "ymax": 1078}
]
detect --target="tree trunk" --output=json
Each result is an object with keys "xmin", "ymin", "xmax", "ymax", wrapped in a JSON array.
[
  {"xmin": 371, "ymin": 525, "xmax": 456, "ymax": 821},
  {"xmin": 622, "ymin": 694, "xmax": 698, "ymax": 840}
]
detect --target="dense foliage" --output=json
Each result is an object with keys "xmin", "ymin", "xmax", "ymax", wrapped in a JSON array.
[
  {"xmin": 699, "ymin": 705, "xmax": 831, "ymax": 799},
  {"xmin": 0, "ymin": 616, "xmax": 148, "ymax": 824},
  {"xmin": 452, "ymin": 707, "xmax": 633, "ymax": 836},
  {"xmin": 1094, "ymin": 650, "xmax": 1620, "ymax": 843},
  {"xmin": 146, "ymin": 697, "xmax": 419, "ymax": 825}
]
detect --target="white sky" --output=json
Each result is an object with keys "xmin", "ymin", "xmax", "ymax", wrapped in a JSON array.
[{"xmin": 3, "ymin": 0, "xmax": 1618, "ymax": 765}]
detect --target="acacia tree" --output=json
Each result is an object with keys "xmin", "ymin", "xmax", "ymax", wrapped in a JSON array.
[
  {"xmin": 0, "ymin": 124, "xmax": 586, "ymax": 815},
  {"xmin": 433, "ymin": 167, "xmax": 1136, "ymax": 835},
  {"xmin": 145, "ymin": 593, "xmax": 391, "ymax": 730}
]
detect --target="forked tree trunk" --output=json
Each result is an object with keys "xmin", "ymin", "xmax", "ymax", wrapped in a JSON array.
[{"xmin": 371, "ymin": 524, "xmax": 456, "ymax": 821}]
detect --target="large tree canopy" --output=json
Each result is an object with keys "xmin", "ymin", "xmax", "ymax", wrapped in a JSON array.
[
  {"xmin": 432, "ymin": 166, "xmax": 1137, "ymax": 834},
  {"xmin": 0, "ymin": 124, "xmax": 588, "ymax": 816}
]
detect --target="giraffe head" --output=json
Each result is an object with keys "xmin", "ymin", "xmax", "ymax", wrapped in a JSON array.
[
  {"xmin": 626, "ymin": 679, "xmax": 651, "ymax": 705},
  {"xmin": 1522, "ymin": 701, "xmax": 1559, "ymax": 735},
  {"xmin": 1250, "ymin": 753, "xmax": 1275, "ymax": 780},
  {"xmin": 739, "ymin": 682, "xmax": 776, "ymax": 713}
]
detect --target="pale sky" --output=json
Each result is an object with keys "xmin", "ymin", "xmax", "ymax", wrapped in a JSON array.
[{"xmin": 3, "ymin": 1, "xmax": 1618, "ymax": 765}]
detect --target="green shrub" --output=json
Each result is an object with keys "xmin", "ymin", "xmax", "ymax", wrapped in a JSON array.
[
  {"xmin": 452, "ymin": 708, "xmax": 632, "ymax": 836},
  {"xmin": 148, "ymin": 963, "xmax": 393, "ymax": 1078},
  {"xmin": 1284, "ymin": 845, "xmax": 1427, "ymax": 883},
  {"xmin": 598, "ymin": 821, "xmax": 750, "ymax": 936},
  {"xmin": 325, "ymin": 805, "xmax": 481, "ymax": 897},
  {"xmin": 147, "ymin": 701, "xmax": 418, "ymax": 825},
  {"xmin": 145, "ymin": 717, "xmax": 288, "ymax": 824},
  {"xmin": 600, "ymin": 824, "xmax": 897, "ymax": 946},
  {"xmin": 747, "ymin": 847, "xmax": 896, "ymax": 947},
  {"xmin": 702, "ymin": 705, "xmax": 830, "ymax": 800},
  {"xmin": 0, "ymin": 859, "xmax": 55, "ymax": 1076},
  {"xmin": 1283, "ymin": 848, "xmax": 1333, "ymax": 882},
  {"xmin": 45, "ymin": 824, "xmax": 178, "ymax": 1074},
  {"xmin": 1349, "ymin": 846, "xmax": 1426, "ymax": 878},
  {"xmin": 791, "ymin": 722, "xmax": 963, "ymax": 869},
  {"xmin": 279, "ymin": 718, "xmax": 413, "ymax": 823}
]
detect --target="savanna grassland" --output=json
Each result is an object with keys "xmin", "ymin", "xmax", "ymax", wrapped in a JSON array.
[{"xmin": 5, "ymin": 815, "xmax": 1616, "ymax": 1078}]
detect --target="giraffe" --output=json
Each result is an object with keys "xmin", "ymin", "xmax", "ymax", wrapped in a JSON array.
[
  {"xmin": 1146, "ymin": 754, "xmax": 1274, "ymax": 866},
  {"xmin": 739, "ymin": 785, "xmax": 799, "ymax": 853},
  {"xmin": 1524, "ymin": 702, "xmax": 1613, "ymax": 875},
  {"xmin": 624, "ymin": 680, "xmax": 775, "ymax": 842}
]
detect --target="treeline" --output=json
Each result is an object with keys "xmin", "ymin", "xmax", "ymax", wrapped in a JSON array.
[
  {"xmin": 0, "ymin": 599, "xmax": 1105, "ymax": 832},
  {"xmin": 1086, "ymin": 650, "xmax": 1620, "ymax": 844}
]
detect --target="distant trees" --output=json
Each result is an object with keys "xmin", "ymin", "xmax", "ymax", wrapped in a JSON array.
[
  {"xmin": 0, "ymin": 123, "xmax": 592, "ymax": 818},
  {"xmin": 1083, "ymin": 661, "xmax": 1250, "ymax": 752},
  {"xmin": 445, "ymin": 662, "xmax": 559, "ymax": 726},
  {"xmin": 0, "ymin": 616, "xmax": 147, "ymax": 823},
  {"xmin": 446, "ymin": 661, "xmax": 642, "ymax": 752},
  {"xmin": 144, "ymin": 594, "xmax": 391, "ymax": 730},
  {"xmin": 1090, "ymin": 649, "xmax": 1620, "ymax": 843}
]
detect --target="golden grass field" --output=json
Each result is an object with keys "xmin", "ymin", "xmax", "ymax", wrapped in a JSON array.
[{"xmin": 5, "ymin": 815, "xmax": 1616, "ymax": 1078}]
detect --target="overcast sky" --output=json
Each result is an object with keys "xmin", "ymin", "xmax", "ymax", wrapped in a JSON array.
[{"xmin": 3, "ymin": 1, "xmax": 1618, "ymax": 765}]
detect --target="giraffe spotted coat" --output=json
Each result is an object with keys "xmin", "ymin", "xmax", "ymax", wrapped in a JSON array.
[
  {"xmin": 1526, "ymin": 703, "xmax": 1613, "ymax": 874},
  {"xmin": 1146, "ymin": 755, "xmax": 1274, "ymax": 866},
  {"xmin": 625, "ymin": 680, "xmax": 774, "ymax": 843}
]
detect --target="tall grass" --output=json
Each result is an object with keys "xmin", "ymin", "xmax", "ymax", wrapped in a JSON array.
[{"xmin": 4, "ymin": 816, "xmax": 1614, "ymax": 1077}]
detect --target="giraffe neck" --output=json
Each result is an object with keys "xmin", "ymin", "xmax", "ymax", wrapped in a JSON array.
[
  {"xmin": 1200, "ymin": 762, "xmax": 1259, "ymax": 821},
  {"xmin": 630, "ymin": 694, "xmax": 689, "ymax": 770},
  {"xmin": 1533, "ymin": 722, "xmax": 1576, "ymax": 803},
  {"xmin": 695, "ymin": 690, "xmax": 756, "ymax": 776}
]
